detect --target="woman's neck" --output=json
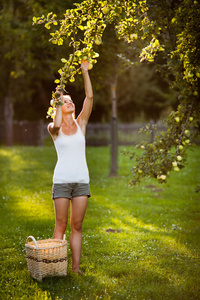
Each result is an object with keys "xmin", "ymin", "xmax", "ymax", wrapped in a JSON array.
[{"xmin": 62, "ymin": 114, "xmax": 75, "ymax": 127}]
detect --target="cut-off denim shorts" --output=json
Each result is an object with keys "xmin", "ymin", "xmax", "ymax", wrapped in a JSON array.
[{"xmin": 52, "ymin": 183, "xmax": 91, "ymax": 200}]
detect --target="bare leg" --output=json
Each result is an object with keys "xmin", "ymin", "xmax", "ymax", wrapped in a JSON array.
[
  {"xmin": 53, "ymin": 197, "xmax": 70, "ymax": 240},
  {"xmin": 70, "ymin": 196, "xmax": 88, "ymax": 272}
]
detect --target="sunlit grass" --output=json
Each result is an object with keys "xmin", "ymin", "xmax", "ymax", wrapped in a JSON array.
[{"xmin": 0, "ymin": 146, "xmax": 199, "ymax": 299}]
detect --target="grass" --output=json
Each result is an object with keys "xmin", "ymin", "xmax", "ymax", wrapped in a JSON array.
[{"xmin": 0, "ymin": 145, "xmax": 199, "ymax": 300}]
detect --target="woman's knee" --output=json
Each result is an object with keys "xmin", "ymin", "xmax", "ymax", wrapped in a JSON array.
[
  {"xmin": 56, "ymin": 219, "xmax": 68, "ymax": 232},
  {"xmin": 71, "ymin": 221, "xmax": 83, "ymax": 232}
]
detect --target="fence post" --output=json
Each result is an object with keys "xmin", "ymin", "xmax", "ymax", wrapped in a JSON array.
[
  {"xmin": 109, "ymin": 79, "xmax": 118, "ymax": 176},
  {"xmin": 38, "ymin": 119, "xmax": 44, "ymax": 146}
]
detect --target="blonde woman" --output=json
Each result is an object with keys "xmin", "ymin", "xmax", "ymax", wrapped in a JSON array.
[{"xmin": 48, "ymin": 60, "xmax": 93, "ymax": 274}]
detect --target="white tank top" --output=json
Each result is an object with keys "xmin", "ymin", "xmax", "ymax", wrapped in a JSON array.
[{"xmin": 53, "ymin": 120, "xmax": 89, "ymax": 184}]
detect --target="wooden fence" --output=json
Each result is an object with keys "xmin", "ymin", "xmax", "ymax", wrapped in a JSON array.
[{"xmin": 0, "ymin": 120, "xmax": 170, "ymax": 146}]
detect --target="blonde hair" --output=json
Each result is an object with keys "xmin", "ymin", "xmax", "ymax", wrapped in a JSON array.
[
  {"xmin": 62, "ymin": 94, "xmax": 72, "ymax": 101},
  {"xmin": 62, "ymin": 94, "xmax": 75, "ymax": 119}
]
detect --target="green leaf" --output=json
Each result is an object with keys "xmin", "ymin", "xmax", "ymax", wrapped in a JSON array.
[
  {"xmin": 32, "ymin": 16, "xmax": 37, "ymax": 23},
  {"xmin": 58, "ymin": 38, "xmax": 63, "ymax": 45},
  {"xmin": 61, "ymin": 58, "xmax": 68, "ymax": 63},
  {"xmin": 90, "ymin": 50, "xmax": 99, "ymax": 58},
  {"xmin": 171, "ymin": 17, "xmax": 177, "ymax": 24},
  {"xmin": 45, "ymin": 23, "xmax": 51, "ymax": 30},
  {"xmin": 69, "ymin": 76, "xmax": 75, "ymax": 82},
  {"xmin": 78, "ymin": 25, "xmax": 84, "ymax": 30}
]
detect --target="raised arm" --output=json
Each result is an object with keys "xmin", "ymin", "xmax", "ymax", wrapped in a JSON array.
[
  {"xmin": 47, "ymin": 105, "xmax": 62, "ymax": 139},
  {"xmin": 77, "ymin": 60, "xmax": 93, "ymax": 135}
]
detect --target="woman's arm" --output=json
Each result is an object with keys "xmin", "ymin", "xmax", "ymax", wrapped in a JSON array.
[
  {"xmin": 77, "ymin": 61, "xmax": 93, "ymax": 135},
  {"xmin": 47, "ymin": 105, "xmax": 62, "ymax": 138}
]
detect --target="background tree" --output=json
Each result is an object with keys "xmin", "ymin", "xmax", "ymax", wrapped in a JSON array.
[
  {"xmin": 0, "ymin": 0, "xmax": 78, "ymax": 145},
  {"xmin": 117, "ymin": 62, "xmax": 178, "ymax": 122}
]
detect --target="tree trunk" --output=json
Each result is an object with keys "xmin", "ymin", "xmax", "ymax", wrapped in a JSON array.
[
  {"xmin": 150, "ymin": 119, "xmax": 155, "ymax": 143},
  {"xmin": 109, "ymin": 78, "xmax": 118, "ymax": 176},
  {"xmin": 4, "ymin": 95, "xmax": 13, "ymax": 146}
]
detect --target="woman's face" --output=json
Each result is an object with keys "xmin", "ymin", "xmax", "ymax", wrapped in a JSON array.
[{"xmin": 62, "ymin": 95, "xmax": 75, "ymax": 114}]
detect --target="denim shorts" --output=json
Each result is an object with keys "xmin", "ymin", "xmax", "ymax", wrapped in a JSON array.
[{"xmin": 52, "ymin": 183, "xmax": 91, "ymax": 200}]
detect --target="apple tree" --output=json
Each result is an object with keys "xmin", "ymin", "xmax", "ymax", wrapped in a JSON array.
[
  {"xmin": 33, "ymin": 0, "xmax": 162, "ymax": 116},
  {"xmin": 33, "ymin": 0, "xmax": 200, "ymax": 184},
  {"xmin": 125, "ymin": 0, "xmax": 200, "ymax": 185},
  {"xmin": 33, "ymin": 0, "xmax": 163, "ymax": 177}
]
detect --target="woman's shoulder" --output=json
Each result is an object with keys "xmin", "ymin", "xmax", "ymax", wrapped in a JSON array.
[{"xmin": 48, "ymin": 122, "xmax": 60, "ymax": 141}]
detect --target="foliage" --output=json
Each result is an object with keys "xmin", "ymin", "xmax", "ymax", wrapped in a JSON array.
[
  {"xmin": 0, "ymin": 146, "xmax": 199, "ymax": 299},
  {"xmin": 0, "ymin": 0, "xmax": 78, "ymax": 121},
  {"xmin": 124, "ymin": 0, "xmax": 200, "ymax": 185},
  {"xmin": 33, "ymin": 0, "xmax": 200, "ymax": 184},
  {"xmin": 33, "ymin": 0, "xmax": 163, "ymax": 118}
]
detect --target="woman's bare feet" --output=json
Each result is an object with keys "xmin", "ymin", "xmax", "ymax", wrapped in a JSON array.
[{"xmin": 72, "ymin": 267, "xmax": 83, "ymax": 274}]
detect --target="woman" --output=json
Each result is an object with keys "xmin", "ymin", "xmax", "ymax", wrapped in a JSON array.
[{"xmin": 48, "ymin": 60, "xmax": 93, "ymax": 274}]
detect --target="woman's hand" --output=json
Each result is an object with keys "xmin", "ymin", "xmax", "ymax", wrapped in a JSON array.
[{"xmin": 81, "ymin": 60, "xmax": 89, "ymax": 72}]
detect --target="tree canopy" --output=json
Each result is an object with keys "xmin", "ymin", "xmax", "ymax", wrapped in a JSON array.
[
  {"xmin": 127, "ymin": 0, "xmax": 200, "ymax": 185},
  {"xmin": 33, "ymin": 0, "xmax": 200, "ymax": 184},
  {"xmin": 1, "ymin": 0, "xmax": 199, "ymax": 185}
]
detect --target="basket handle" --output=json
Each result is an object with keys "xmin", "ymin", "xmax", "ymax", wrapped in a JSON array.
[{"xmin": 26, "ymin": 236, "xmax": 39, "ymax": 249}]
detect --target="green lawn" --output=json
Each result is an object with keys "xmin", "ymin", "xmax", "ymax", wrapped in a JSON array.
[{"xmin": 0, "ymin": 146, "xmax": 199, "ymax": 300}]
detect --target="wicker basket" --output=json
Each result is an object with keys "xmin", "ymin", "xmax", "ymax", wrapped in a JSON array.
[{"xmin": 25, "ymin": 236, "xmax": 67, "ymax": 281}]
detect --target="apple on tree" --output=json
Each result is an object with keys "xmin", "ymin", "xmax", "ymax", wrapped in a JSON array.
[
  {"xmin": 175, "ymin": 117, "xmax": 180, "ymax": 122},
  {"xmin": 102, "ymin": 6, "xmax": 109, "ymax": 14},
  {"xmin": 174, "ymin": 167, "xmax": 180, "ymax": 172},
  {"xmin": 88, "ymin": 63, "xmax": 93, "ymax": 70},
  {"xmin": 177, "ymin": 155, "xmax": 182, "ymax": 161},
  {"xmin": 95, "ymin": 36, "xmax": 102, "ymax": 45},
  {"xmin": 82, "ymin": 55, "xmax": 88, "ymax": 61}
]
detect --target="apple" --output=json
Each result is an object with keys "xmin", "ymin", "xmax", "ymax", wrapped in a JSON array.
[
  {"xmin": 88, "ymin": 63, "xmax": 93, "ymax": 70},
  {"xmin": 184, "ymin": 130, "xmax": 190, "ymax": 136},
  {"xmin": 185, "ymin": 139, "xmax": 190, "ymax": 144},
  {"xmin": 160, "ymin": 175, "xmax": 166, "ymax": 180},
  {"xmin": 193, "ymin": 91, "xmax": 198, "ymax": 96},
  {"xmin": 141, "ymin": 145, "xmax": 145, "ymax": 150},
  {"xmin": 189, "ymin": 117, "xmax": 193, "ymax": 121},
  {"xmin": 174, "ymin": 166, "xmax": 180, "ymax": 172},
  {"xmin": 82, "ymin": 55, "xmax": 88, "ymax": 61},
  {"xmin": 175, "ymin": 117, "xmax": 180, "ymax": 122},
  {"xmin": 172, "ymin": 161, "xmax": 177, "ymax": 167},
  {"xmin": 177, "ymin": 155, "xmax": 182, "ymax": 161},
  {"xmin": 130, "ymin": 33, "xmax": 138, "ymax": 40},
  {"xmin": 50, "ymin": 99, "xmax": 55, "ymax": 106},
  {"xmin": 102, "ymin": 6, "xmax": 109, "ymax": 14},
  {"xmin": 179, "ymin": 145, "xmax": 183, "ymax": 150},
  {"xmin": 95, "ymin": 36, "xmax": 102, "ymax": 45},
  {"xmin": 138, "ymin": 170, "xmax": 143, "ymax": 174}
]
